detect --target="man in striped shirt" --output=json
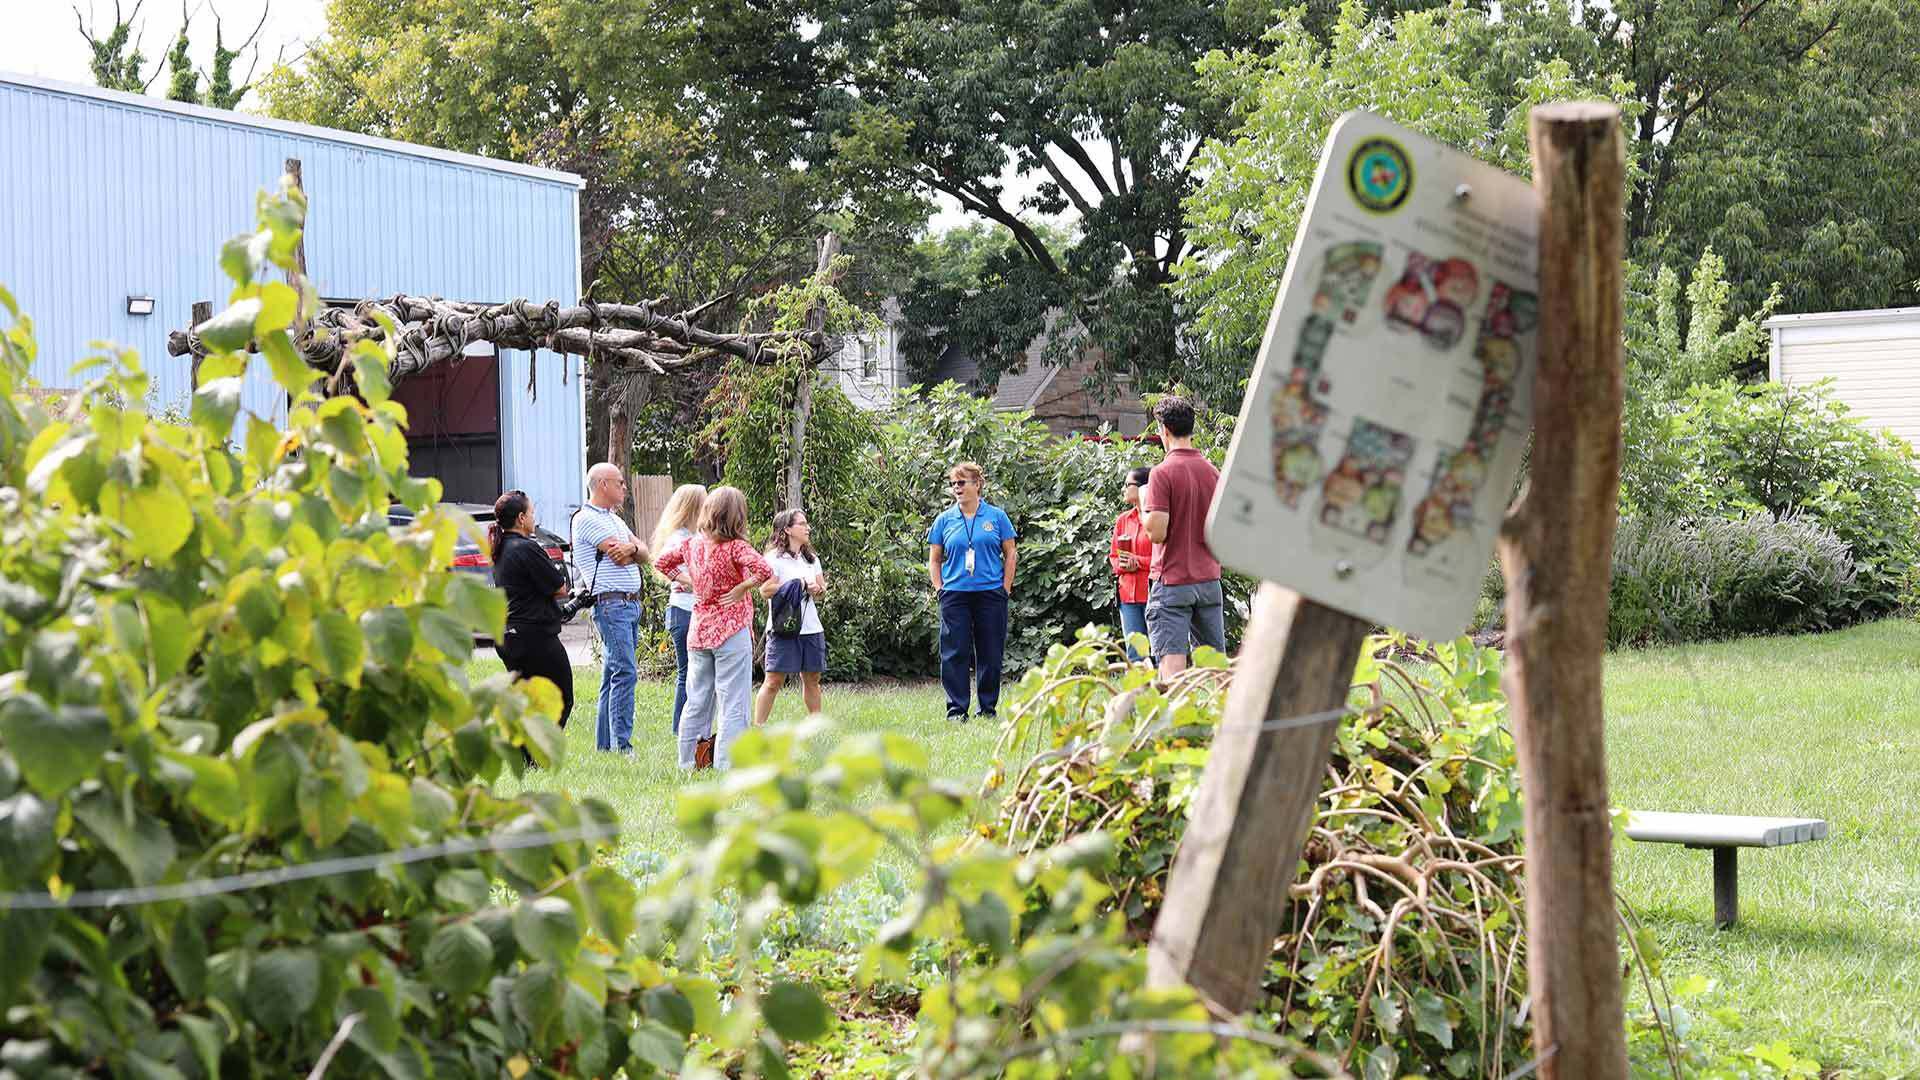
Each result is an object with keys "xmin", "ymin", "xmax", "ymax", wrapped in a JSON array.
[{"xmin": 572, "ymin": 462, "xmax": 650, "ymax": 753}]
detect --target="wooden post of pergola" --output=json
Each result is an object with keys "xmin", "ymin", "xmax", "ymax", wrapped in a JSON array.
[
  {"xmin": 1497, "ymin": 100, "xmax": 1629, "ymax": 1080},
  {"xmin": 189, "ymin": 300, "xmax": 211, "ymax": 388}
]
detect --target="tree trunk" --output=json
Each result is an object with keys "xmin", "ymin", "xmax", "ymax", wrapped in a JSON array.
[
  {"xmin": 584, "ymin": 367, "xmax": 609, "ymax": 488},
  {"xmin": 284, "ymin": 158, "xmax": 309, "ymax": 284},
  {"xmin": 606, "ymin": 373, "xmax": 636, "ymax": 529},
  {"xmin": 786, "ymin": 233, "xmax": 841, "ymax": 510},
  {"xmin": 1500, "ymin": 101, "xmax": 1629, "ymax": 1080},
  {"xmin": 786, "ymin": 373, "xmax": 813, "ymax": 511}
]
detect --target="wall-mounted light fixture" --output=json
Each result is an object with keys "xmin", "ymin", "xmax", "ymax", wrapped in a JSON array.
[{"xmin": 126, "ymin": 295, "xmax": 156, "ymax": 316}]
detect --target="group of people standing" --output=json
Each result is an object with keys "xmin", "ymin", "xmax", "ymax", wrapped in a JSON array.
[
  {"xmin": 484, "ymin": 394, "xmax": 1224, "ymax": 771},
  {"xmin": 489, "ymin": 464, "xmax": 834, "ymax": 773}
]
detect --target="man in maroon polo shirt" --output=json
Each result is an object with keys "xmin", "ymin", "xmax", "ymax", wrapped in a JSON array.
[{"xmin": 1143, "ymin": 395, "xmax": 1226, "ymax": 677}]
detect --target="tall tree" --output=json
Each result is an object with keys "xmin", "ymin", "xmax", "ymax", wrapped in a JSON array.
[
  {"xmin": 762, "ymin": 0, "xmax": 1280, "ymax": 398},
  {"xmin": 1488, "ymin": 0, "xmax": 1920, "ymax": 315},
  {"xmin": 164, "ymin": 10, "xmax": 198, "ymax": 103},
  {"xmin": 258, "ymin": 0, "xmax": 920, "ymax": 469},
  {"xmin": 1631, "ymin": 0, "xmax": 1920, "ymax": 314},
  {"xmin": 75, "ymin": 0, "xmax": 161, "ymax": 93},
  {"xmin": 78, "ymin": 0, "xmax": 276, "ymax": 108},
  {"xmin": 890, "ymin": 221, "xmax": 1076, "ymax": 387}
]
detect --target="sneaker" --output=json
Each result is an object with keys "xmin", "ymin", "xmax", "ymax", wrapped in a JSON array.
[
  {"xmin": 947, "ymin": 713, "xmax": 969, "ymax": 724},
  {"xmin": 979, "ymin": 712, "xmax": 996, "ymax": 724}
]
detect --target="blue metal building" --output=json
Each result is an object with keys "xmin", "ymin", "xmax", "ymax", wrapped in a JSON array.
[{"xmin": 0, "ymin": 72, "xmax": 587, "ymax": 534}]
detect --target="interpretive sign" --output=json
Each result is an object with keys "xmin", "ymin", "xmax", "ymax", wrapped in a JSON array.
[{"xmin": 1209, "ymin": 111, "xmax": 1541, "ymax": 640}]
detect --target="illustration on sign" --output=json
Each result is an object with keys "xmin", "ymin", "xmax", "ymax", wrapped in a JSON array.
[{"xmin": 1209, "ymin": 112, "xmax": 1540, "ymax": 640}]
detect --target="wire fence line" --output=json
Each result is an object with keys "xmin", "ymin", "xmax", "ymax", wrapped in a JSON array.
[{"xmin": 0, "ymin": 821, "xmax": 622, "ymax": 912}]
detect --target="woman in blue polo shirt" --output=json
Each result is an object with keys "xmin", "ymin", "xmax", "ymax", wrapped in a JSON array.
[{"xmin": 925, "ymin": 460, "xmax": 1018, "ymax": 723}]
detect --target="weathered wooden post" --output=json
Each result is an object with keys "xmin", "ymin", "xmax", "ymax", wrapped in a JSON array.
[
  {"xmin": 1144, "ymin": 589, "xmax": 1370, "ymax": 1008},
  {"xmin": 189, "ymin": 300, "xmax": 212, "ymax": 388},
  {"xmin": 606, "ymin": 373, "xmax": 648, "ymax": 528},
  {"xmin": 1499, "ymin": 101, "xmax": 1629, "ymax": 1080},
  {"xmin": 283, "ymin": 158, "xmax": 310, "ymax": 285}
]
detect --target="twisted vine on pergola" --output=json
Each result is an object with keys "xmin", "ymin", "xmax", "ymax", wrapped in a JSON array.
[
  {"xmin": 168, "ymin": 234, "xmax": 846, "ymax": 516},
  {"xmin": 164, "ymin": 292, "xmax": 832, "ymax": 384}
]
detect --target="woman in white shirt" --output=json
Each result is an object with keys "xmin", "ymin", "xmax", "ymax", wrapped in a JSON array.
[
  {"xmin": 754, "ymin": 508, "xmax": 827, "ymax": 725},
  {"xmin": 649, "ymin": 483, "xmax": 707, "ymax": 736}
]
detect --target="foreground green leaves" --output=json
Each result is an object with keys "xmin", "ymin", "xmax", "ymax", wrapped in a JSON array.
[{"xmin": 0, "ymin": 179, "xmax": 626, "ymax": 1076}]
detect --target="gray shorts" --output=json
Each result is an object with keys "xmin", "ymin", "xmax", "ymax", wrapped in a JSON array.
[{"xmin": 1146, "ymin": 579, "xmax": 1226, "ymax": 659}]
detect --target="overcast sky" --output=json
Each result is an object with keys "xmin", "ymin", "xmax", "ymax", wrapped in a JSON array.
[{"xmin": 0, "ymin": 0, "xmax": 328, "ymax": 99}]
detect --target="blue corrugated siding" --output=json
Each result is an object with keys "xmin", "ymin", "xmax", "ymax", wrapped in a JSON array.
[{"xmin": 0, "ymin": 77, "xmax": 585, "ymax": 534}]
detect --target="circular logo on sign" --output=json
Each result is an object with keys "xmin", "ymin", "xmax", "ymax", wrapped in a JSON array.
[{"xmin": 1347, "ymin": 137, "xmax": 1413, "ymax": 213}]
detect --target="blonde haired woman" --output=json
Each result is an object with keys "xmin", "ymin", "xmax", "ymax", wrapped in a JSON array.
[
  {"xmin": 653, "ymin": 487, "xmax": 772, "ymax": 770},
  {"xmin": 650, "ymin": 483, "xmax": 707, "ymax": 736}
]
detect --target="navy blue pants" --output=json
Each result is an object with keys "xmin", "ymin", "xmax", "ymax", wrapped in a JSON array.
[{"xmin": 939, "ymin": 588, "xmax": 1008, "ymax": 719}]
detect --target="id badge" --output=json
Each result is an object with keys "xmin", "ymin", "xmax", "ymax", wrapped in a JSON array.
[{"xmin": 964, "ymin": 548, "xmax": 976, "ymax": 575}]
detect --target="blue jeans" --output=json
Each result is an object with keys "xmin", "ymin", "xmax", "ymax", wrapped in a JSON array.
[
  {"xmin": 679, "ymin": 627, "xmax": 753, "ymax": 769},
  {"xmin": 939, "ymin": 588, "xmax": 1008, "ymax": 719},
  {"xmin": 666, "ymin": 605, "xmax": 692, "ymax": 735},
  {"xmin": 591, "ymin": 596, "xmax": 640, "ymax": 752},
  {"xmin": 1118, "ymin": 600, "xmax": 1149, "ymax": 662}
]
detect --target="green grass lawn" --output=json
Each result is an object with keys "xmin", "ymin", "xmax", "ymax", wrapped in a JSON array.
[
  {"xmin": 476, "ymin": 618, "xmax": 1920, "ymax": 1076},
  {"xmin": 475, "ymin": 661, "xmax": 1002, "ymax": 867},
  {"xmin": 1606, "ymin": 619, "xmax": 1920, "ymax": 1076}
]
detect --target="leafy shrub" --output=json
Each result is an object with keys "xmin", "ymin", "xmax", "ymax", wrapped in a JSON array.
[
  {"xmin": 809, "ymin": 382, "xmax": 1255, "ymax": 679},
  {"xmin": 0, "ymin": 184, "xmax": 668, "ymax": 1075},
  {"xmin": 982, "ymin": 630, "xmax": 1532, "ymax": 1076},
  {"xmin": 698, "ymin": 375, "xmax": 1255, "ymax": 680},
  {"xmin": 1623, "ymin": 380, "xmax": 1920, "ymax": 622},
  {"xmin": 1609, "ymin": 512, "xmax": 1857, "ymax": 646},
  {"xmin": 0, "ymin": 180, "xmax": 1307, "ymax": 1079},
  {"xmin": 698, "ymin": 351, "xmax": 892, "ymax": 679},
  {"xmin": 650, "ymin": 719, "xmax": 1322, "ymax": 1079}
]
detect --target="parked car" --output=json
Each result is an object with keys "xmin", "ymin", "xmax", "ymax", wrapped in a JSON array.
[{"xmin": 386, "ymin": 502, "xmax": 579, "ymax": 642}]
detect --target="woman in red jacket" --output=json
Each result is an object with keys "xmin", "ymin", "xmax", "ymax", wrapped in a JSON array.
[{"xmin": 1109, "ymin": 466, "xmax": 1155, "ymax": 662}]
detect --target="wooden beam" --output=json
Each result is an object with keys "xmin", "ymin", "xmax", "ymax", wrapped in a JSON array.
[
  {"xmin": 164, "ymin": 294, "xmax": 828, "ymax": 383},
  {"xmin": 1499, "ymin": 100, "xmax": 1629, "ymax": 1080},
  {"xmin": 1145, "ymin": 585, "xmax": 1371, "ymax": 1013}
]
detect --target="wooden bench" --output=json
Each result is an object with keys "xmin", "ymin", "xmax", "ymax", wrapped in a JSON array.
[{"xmin": 1624, "ymin": 811, "xmax": 1827, "ymax": 928}]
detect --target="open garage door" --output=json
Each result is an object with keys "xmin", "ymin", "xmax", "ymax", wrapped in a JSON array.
[{"xmin": 392, "ymin": 343, "xmax": 502, "ymax": 504}]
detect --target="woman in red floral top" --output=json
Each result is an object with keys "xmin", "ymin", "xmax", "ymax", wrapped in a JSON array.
[
  {"xmin": 1108, "ymin": 466, "xmax": 1155, "ymax": 662},
  {"xmin": 652, "ymin": 486, "xmax": 772, "ymax": 770}
]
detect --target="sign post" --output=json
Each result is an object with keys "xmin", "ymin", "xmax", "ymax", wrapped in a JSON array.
[
  {"xmin": 1498, "ymin": 101, "xmax": 1629, "ymax": 1080},
  {"xmin": 1148, "ymin": 112, "xmax": 1547, "ymax": 1014}
]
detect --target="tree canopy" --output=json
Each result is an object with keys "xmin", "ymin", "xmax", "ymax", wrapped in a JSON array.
[
  {"xmin": 1488, "ymin": 0, "xmax": 1920, "ymax": 315},
  {"xmin": 1171, "ymin": 1, "xmax": 1635, "ymax": 399},
  {"xmin": 759, "ymin": 0, "xmax": 1285, "ymax": 397},
  {"xmin": 255, "ymin": 0, "xmax": 1920, "ymax": 419}
]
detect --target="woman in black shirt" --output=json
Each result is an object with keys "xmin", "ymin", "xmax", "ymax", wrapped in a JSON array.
[{"xmin": 489, "ymin": 489, "xmax": 574, "ymax": 741}]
